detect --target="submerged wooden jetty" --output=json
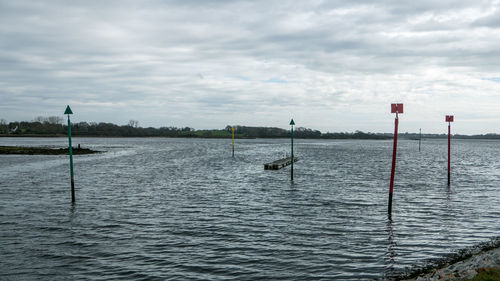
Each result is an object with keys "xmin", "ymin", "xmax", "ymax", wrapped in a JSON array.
[{"xmin": 264, "ymin": 157, "xmax": 299, "ymax": 170}]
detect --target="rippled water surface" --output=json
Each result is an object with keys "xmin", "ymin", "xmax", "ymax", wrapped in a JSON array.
[{"xmin": 1, "ymin": 137, "xmax": 499, "ymax": 280}]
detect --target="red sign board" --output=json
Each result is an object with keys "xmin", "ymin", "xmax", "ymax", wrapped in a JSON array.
[
  {"xmin": 391, "ymin": 103, "xmax": 403, "ymax": 114},
  {"xmin": 446, "ymin": 115, "xmax": 454, "ymax": 122}
]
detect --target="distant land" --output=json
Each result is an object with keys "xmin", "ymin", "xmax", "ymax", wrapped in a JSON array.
[
  {"xmin": 0, "ymin": 117, "xmax": 499, "ymax": 140},
  {"xmin": 0, "ymin": 145, "xmax": 100, "ymax": 155}
]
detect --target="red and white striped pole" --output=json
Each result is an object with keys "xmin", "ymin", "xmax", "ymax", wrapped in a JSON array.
[
  {"xmin": 445, "ymin": 115, "xmax": 454, "ymax": 185},
  {"xmin": 388, "ymin": 103, "xmax": 403, "ymax": 218}
]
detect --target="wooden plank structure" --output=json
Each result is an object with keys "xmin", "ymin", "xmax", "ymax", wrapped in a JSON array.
[{"xmin": 264, "ymin": 157, "xmax": 299, "ymax": 170}]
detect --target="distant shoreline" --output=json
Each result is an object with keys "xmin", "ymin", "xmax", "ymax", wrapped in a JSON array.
[
  {"xmin": 2, "ymin": 121, "xmax": 499, "ymax": 139},
  {"xmin": 1, "ymin": 134, "xmax": 500, "ymax": 140}
]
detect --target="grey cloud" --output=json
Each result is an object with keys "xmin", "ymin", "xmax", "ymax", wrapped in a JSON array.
[
  {"xmin": 1, "ymin": 0, "xmax": 499, "ymax": 133},
  {"xmin": 472, "ymin": 9, "xmax": 500, "ymax": 27}
]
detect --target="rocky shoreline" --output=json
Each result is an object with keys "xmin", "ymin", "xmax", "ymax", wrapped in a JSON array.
[{"xmin": 398, "ymin": 237, "xmax": 500, "ymax": 281}]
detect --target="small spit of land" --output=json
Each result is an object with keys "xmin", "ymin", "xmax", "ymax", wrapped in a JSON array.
[{"xmin": 0, "ymin": 146, "xmax": 100, "ymax": 155}]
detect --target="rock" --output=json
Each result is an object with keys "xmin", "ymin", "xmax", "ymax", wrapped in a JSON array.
[
  {"xmin": 401, "ymin": 247, "xmax": 500, "ymax": 281},
  {"xmin": 462, "ymin": 268, "xmax": 477, "ymax": 280}
]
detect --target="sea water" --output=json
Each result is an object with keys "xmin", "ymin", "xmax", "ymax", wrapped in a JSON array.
[{"xmin": 1, "ymin": 137, "xmax": 499, "ymax": 280}]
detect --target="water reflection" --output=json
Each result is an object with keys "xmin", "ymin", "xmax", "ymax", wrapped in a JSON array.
[
  {"xmin": 384, "ymin": 219, "xmax": 398, "ymax": 278},
  {"xmin": 68, "ymin": 203, "xmax": 77, "ymax": 219},
  {"xmin": 442, "ymin": 184, "xmax": 454, "ymax": 243}
]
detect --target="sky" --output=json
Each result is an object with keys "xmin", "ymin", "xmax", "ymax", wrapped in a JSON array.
[{"xmin": 1, "ymin": 0, "xmax": 500, "ymax": 134}]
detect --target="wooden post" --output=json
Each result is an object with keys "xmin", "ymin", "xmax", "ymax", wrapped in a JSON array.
[{"xmin": 419, "ymin": 128, "xmax": 421, "ymax": 152}]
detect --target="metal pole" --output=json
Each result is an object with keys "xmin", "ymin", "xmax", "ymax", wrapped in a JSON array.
[
  {"xmin": 291, "ymin": 126, "xmax": 294, "ymax": 181},
  {"xmin": 232, "ymin": 127, "xmax": 235, "ymax": 158},
  {"xmin": 419, "ymin": 128, "xmax": 421, "ymax": 152},
  {"xmin": 68, "ymin": 115, "xmax": 75, "ymax": 203},
  {"xmin": 388, "ymin": 113, "xmax": 399, "ymax": 217},
  {"xmin": 448, "ymin": 122, "xmax": 451, "ymax": 185}
]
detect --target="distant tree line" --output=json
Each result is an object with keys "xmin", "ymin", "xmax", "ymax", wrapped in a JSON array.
[
  {"xmin": 0, "ymin": 117, "xmax": 66, "ymax": 135},
  {"xmin": 227, "ymin": 126, "xmax": 389, "ymax": 139},
  {"xmin": 1, "ymin": 117, "xmax": 499, "ymax": 139}
]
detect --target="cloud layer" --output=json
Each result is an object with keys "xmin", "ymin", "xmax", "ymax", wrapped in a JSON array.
[{"xmin": 1, "ymin": 0, "xmax": 500, "ymax": 133}]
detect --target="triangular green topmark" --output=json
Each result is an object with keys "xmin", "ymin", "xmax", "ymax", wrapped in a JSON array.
[{"xmin": 64, "ymin": 105, "xmax": 73, "ymax": 115}]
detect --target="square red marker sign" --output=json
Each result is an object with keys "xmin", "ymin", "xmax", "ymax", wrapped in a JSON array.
[
  {"xmin": 391, "ymin": 103, "xmax": 403, "ymax": 114},
  {"xmin": 446, "ymin": 115, "xmax": 454, "ymax": 122}
]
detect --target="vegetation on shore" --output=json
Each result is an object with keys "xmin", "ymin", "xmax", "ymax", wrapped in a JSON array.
[
  {"xmin": 0, "ymin": 146, "xmax": 100, "ymax": 155},
  {"xmin": 469, "ymin": 267, "xmax": 500, "ymax": 281},
  {"xmin": 1, "ymin": 117, "xmax": 499, "ymax": 139}
]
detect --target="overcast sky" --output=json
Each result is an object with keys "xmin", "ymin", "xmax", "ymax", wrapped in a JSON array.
[{"xmin": 1, "ymin": 0, "xmax": 500, "ymax": 134}]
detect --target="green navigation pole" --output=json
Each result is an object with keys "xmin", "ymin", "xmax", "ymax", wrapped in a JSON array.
[
  {"xmin": 419, "ymin": 128, "xmax": 421, "ymax": 152},
  {"xmin": 64, "ymin": 105, "xmax": 75, "ymax": 203},
  {"xmin": 290, "ymin": 118, "xmax": 295, "ymax": 181}
]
